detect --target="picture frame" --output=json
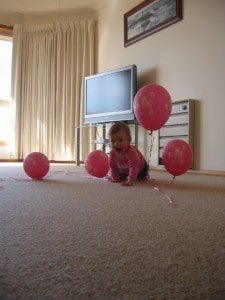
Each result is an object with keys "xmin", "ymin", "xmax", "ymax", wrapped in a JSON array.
[{"xmin": 124, "ymin": 0, "xmax": 182, "ymax": 47}]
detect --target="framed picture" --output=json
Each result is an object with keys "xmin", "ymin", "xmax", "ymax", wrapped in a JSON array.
[{"xmin": 124, "ymin": 0, "xmax": 182, "ymax": 47}]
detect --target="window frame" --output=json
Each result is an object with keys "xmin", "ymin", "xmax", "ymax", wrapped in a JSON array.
[{"xmin": 0, "ymin": 24, "xmax": 13, "ymax": 37}]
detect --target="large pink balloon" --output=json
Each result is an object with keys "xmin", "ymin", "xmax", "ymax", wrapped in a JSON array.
[
  {"xmin": 23, "ymin": 152, "xmax": 50, "ymax": 179},
  {"xmin": 85, "ymin": 150, "xmax": 109, "ymax": 178},
  {"xmin": 162, "ymin": 139, "xmax": 193, "ymax": 177},
  {"xmin": 134, "ymin": 84, "xmax": 172, "ymax": 131}
]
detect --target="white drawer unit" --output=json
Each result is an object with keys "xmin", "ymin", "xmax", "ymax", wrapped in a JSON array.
[{"xmin": 158, "ymin": 99, "xmax": 195, "ymax": 168}]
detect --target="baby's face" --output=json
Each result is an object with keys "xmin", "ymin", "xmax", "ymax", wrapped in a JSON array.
[{"xmin": 109, "ymin": 129, "xmax": 130, "ymax": 154}]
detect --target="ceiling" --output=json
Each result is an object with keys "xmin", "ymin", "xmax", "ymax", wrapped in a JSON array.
[{"xmin": 0, "ymin": 0, "xmax": 105, "ymax": 15}]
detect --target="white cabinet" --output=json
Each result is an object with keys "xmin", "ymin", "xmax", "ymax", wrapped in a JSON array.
[{"xmin": 158, "ymin": 99, "xmax": 195, "ymax": 168}]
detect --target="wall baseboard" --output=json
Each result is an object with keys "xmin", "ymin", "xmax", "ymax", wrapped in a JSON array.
[
  {"xmin": 151, "ymin": 165, "xmax": 225, "ymax": 177},
  {"xmin": 0, "ymin": 160, "xmax": 224, "ymax": 177}
]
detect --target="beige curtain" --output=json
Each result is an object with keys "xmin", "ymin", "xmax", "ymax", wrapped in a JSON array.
[{"xmin": 11, "ymin": 20, "xmax": 95, "ymax": 161}]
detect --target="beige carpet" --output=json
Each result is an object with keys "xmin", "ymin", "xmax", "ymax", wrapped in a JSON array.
[{"xmin": 0, "ymin": 163, "xmax": 225, "ymax": 299}]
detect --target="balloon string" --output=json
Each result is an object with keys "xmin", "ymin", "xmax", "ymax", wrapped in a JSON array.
[
  {"xmin": 50, "ymin": 170, "xmax": 108, "ymax": 180},
  {"xmin": 9, "ymin": 177, "xmax": 31, "ymax": 182},
  {"xmin": 147, "ymin": 176, "xmax": 175, "ymax": 205},
  {"xmin": 148, "ymin": 131, "xmax": 154, "ymax": 168},
  {"xmin": 50, "ymin": 170, "xmax": 86, "ymax": 176},
  {"xmin": 153, "ymin": 185, "xmax": 174, "ymax": 205},
  {"xmin": 160, "ymin": 176, "xmax": 176, "ymax": 187}
]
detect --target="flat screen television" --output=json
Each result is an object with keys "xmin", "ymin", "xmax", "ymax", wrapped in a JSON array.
[{"xmin": 84, "ymin": 64, "xmax": 137, "ymax": 124}]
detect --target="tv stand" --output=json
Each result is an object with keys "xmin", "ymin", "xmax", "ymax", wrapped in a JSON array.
[{"xmin": 75, "ymin": 123, "xmax": 139, "ymax": 166}]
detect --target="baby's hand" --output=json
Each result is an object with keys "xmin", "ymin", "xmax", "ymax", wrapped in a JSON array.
[
  {"xmin": 110, "ymin": 177, "xmax": 121, "ymax": 183},
  {"xmin": 121, "ymin": 180, "xmax": 134, "ymax": 187}
]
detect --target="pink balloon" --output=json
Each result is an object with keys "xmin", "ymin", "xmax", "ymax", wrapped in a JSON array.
[
  {"xmin": 134, "ymin": 84, "xmax": 172, "ymax": 131},
  {"xmin": 162, "ymin": 139, "xmax": 193, "ymax": 177},
  {"xmin": 23, "ymin": 152, "xmax": 50, "ymax": 179},
  {"xmin": 85, "ymin": 150, "xmax": 109, "ymax": 178}
]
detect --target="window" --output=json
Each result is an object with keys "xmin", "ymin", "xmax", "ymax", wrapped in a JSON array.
[
  {"xmin": 0, "ymin": 25, "xmax": 13, "ymax": 158},
  {"xmin": 0, "ymin": 38, "xmax": 12, "ymax": 101}
]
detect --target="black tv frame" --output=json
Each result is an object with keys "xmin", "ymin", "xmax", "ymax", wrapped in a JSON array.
[{"xmin": 84, "ymin": 65, "xmax": 137, "ymax": 124}]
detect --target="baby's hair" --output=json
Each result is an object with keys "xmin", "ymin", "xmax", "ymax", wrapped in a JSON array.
[{"xmin": 108, "ymin": 122, "xmax": 132, "ymax": 142}]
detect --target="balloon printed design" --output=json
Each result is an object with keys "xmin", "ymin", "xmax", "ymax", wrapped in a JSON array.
[
  {"xmin": 85, "ymin": 150, "xmax": 109, "ymax": 178},
  {"xmin": 134, "ymin": 84, "xmax": 172, "ymax": 131},
  {"xmin": 162, "ymin": 139, "xmax": 193, "ymax": 177},
  {"xmin": 23, "ymin": 152, "xmax": 50, "ymax": 179}
]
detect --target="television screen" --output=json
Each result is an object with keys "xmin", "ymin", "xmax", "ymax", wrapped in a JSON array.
[{"xmin": 84, "ymin": 65, "xmax": 137, "ymax": 124}]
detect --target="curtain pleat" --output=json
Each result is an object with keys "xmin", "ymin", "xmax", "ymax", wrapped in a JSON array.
[{"xmin": 11, "ymin": 20, "xmax": 95, "ymax": 161}]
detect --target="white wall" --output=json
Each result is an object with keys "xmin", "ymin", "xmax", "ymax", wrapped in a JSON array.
[
  {"xmin": 97, "ymin": 0, "xmax": 225, "ymax": 172},
  {"xmin": 0, "ymin": 10, "xmax": 23, "ymax": 25}
]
